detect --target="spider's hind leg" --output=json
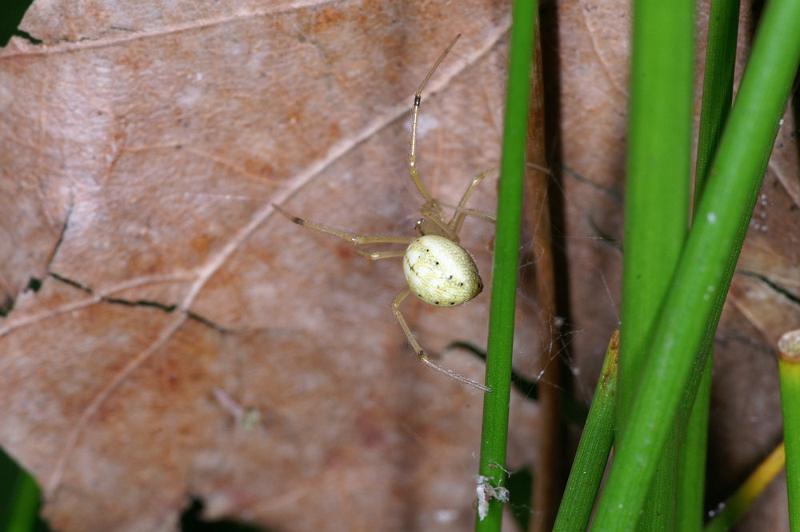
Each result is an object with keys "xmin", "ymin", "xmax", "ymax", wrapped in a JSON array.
[{"xmin": 391, "ymin": 289, "xmax": 490, "ymax": 392}]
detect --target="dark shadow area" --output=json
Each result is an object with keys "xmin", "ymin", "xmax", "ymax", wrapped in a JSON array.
[
  {"xmin": 539, "ymin": 0, "xmax": 572, "ymax": 349},
  {"xmin": 0, "ymin": 0, "xmax": 37, "ymax": 46},
  {"xmin": 507, "ymin": 465, "xmax": 535, "ymax": 532},
  {"xmin": 181, "ymin": 497, "xmax": 271, "ymax": 532},
  {"xmin": 446, "ymin": 340, "xmax": 539, "ymax": 399},
  {"xmin": 538, "ymin": 0, "xmax": 578, "ymax": 512}
]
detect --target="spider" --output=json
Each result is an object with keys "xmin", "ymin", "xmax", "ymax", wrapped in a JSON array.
[{"xmin": 275, "ymin": 35, "xmax": 495, "ymax": 392}]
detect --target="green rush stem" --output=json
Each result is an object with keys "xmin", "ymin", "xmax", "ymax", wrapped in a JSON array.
[
  {"xmin": 553, "ymin": 331, "xmax": 619, "ymax": 532},
  {"xmin": 474, "ymin": 0, "xmax": 537, "ymax": 531},
  {"xmin": 778, "ymin": 330, "xmax": 800, "ymax": 531},
  {"xmin": 616, "ymin": 0, "xmax": 694, "ymax": 528},
  {"xmin": 6, "ymin": 470, "xmax": 40, "ymax": 532},
  {"xmin": 679, "ymin": 1, "xmax": 740, "ymax": 529},
  {"xmin": 592, "ymin": 0, "xmax": 800, "ymax": 527}
]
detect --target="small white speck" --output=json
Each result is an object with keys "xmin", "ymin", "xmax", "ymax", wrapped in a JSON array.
[
  {"xmin": 705, "ymin": 286, "xmax": 715, "ymax": 301},
  {"xmin": 407, "ymin": 114, "xmax": 439, "ymax": 137},
  {"xmin": 434, "ymin": 509, "xmax": 458, "ymax": 523},
  {"xmin": 707, "ymin": 212, "xmax": 717, "ymax": 224},
  {"xmin": 708, "ymin": 501, "xmax": 726, "ymax": 518},
  {"xmin": 178, "ymin": 85, "xmax": 202, "ymax": 107}
]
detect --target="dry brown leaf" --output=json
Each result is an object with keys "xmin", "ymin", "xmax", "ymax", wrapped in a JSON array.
[
  {"xmin": 0, "ymin": 1, "xmax": 547, "ymax": 531},
  {"xmin": 1, "ymin": 0, "xmax": 798, "ymax": 531}
]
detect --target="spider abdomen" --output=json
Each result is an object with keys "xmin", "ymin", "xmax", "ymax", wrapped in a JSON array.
[{"xmin": 403, "ymin": 235, "xmax": 483, "ymax": 307}]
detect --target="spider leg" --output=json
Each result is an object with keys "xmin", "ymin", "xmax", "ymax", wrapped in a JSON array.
[
  {"xmin": 392, "ymin": 289, "xmax": 490, "ymax": 392},
  {"xmin": 447, "ymin": 206, "xmax": 496, "ymax": 225},
  {"xmin": 355, "ymin": 249, "xmax": 406, "ymax": 261},
  {"xmin": 419, "ymin": 207, "xmax": 460, "ymax": 241},
  {"xmin": 409, "ymin": 34, "xmax": 461, "ymax": 204},
  {"xmin": 274, "ymin": 204, "xmax": 414, "ymax": 246},
  {"xmin": 449, "ymin": 170, "xmax": 493, "ymax": 235}
]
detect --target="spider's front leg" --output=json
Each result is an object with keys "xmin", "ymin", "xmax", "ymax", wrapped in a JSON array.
[
  {"xmin": 448, "ymin": 170, "xmax": 497, "ymax": 235},
  {"xmin": 407, "ymin": 34, "xmax": 462, "ymax": 205},
  {"xmin": 355, "ymin": 249, "xmax": 406, "ymax": 261},
  {"xmin": 273, "ymin": 204, "xmax": 413, "ymax": 251},
  {"xmin": 392, "ymin": 289, "xmax": 490, "ymax": 392}
]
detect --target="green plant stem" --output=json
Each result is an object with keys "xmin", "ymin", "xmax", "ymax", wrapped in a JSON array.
[
  {"xmin": 704, "ymin": 442, "xmax": 786, "ymax": 532},
  {"xmin": 695, "ymin": 0, "xmax": 741, "ymax": 192},
  {"xmin": 778, "ymin": 330, "xmax": 800, "ymax": 531},
  {"xmin": 553, "ymin": 331, "xmax": 619, "ymax": 532},
  {"xmin": 617, "ymin": 0, "xmax": 694, "ymax": 529},
  {"xmin": 592, "ymin": 0, "xmax": 800, "ymax": 526},
  {"xmin": 679, "ymin": 1, "xmax": 740, "ymax": 528},
  {"xmin": 474, "ymin": 1, "xmax": 536, "ymax": 530},
  {"xmin": 678, "ymin": 366, "xmax": 712, "ymax": 530},
  {"xmin": 7, "ymin": 470, "xmax": 40, "ymax": 532}
]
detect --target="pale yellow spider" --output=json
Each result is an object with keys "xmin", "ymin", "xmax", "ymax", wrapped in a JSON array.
[{"xmin": 275, "ymin": 35, "xmax": 495, "ymax": 392}]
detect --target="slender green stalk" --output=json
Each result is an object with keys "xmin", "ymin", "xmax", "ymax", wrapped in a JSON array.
[
  {"xmin": 679, "ymin": 1, "xmax": 741, "ymax": 528},
  {"xmin": 592, "ymin": 0, "xmax": 800, "ymax": 526},
  {"xmin": 778, "ymin": 330, "xmax": 800, "ymax": 531},
  {"xmin": 6, "ymin": 470, "xmax": 40, "ymax": 532},
  {"xmin": 474, "ymin": 1, "xmax": 536, "ymax": 530},
  {"xmin": 617, "ymin": 0, "xmax": 694, "ymax": 528},
  {"xmin": 678, "ymin": 367, "xmax": 712, "ymax": 530},
  {"xmin": 553, "ymin": 331, "xmax": 619, "ymax": 532},
  {"xmin": 694, "ymin": 0, "xmax": 741, "ymax": 192},
  {"xmin": 704, "ymin": 442, "xmax": 786, "ymax": 532}
]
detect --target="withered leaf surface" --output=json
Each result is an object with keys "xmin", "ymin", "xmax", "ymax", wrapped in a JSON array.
[
  {"xmin": 1, "ymin": 0, "xmax": 798, "ymax": 531},
  {"xmin": 0, "ymin": 1, "xmax": 545, "ymax": 531}
]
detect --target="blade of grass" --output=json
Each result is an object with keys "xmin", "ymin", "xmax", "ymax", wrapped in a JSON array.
[
  {"xmin": 778, "ymin": 329, "xmax": 800, "ymax": 531},
  {"xmin": 591, "ymin": 0, "xmax": 800, "ymax": 526},
  {"xmin": 553, "ymin": 331, "xmax": 619, "ymax": 532},
  {"xmin": 474, "ymin": 0, "xmax": 537, "ymax": 530},
  {"xmin": 679, "ymin": 1, "xmax": 741, "ymax": 528},
  {"xmin": 617, "ymin": 0, "xmax": 694, "ymax": 528}
]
